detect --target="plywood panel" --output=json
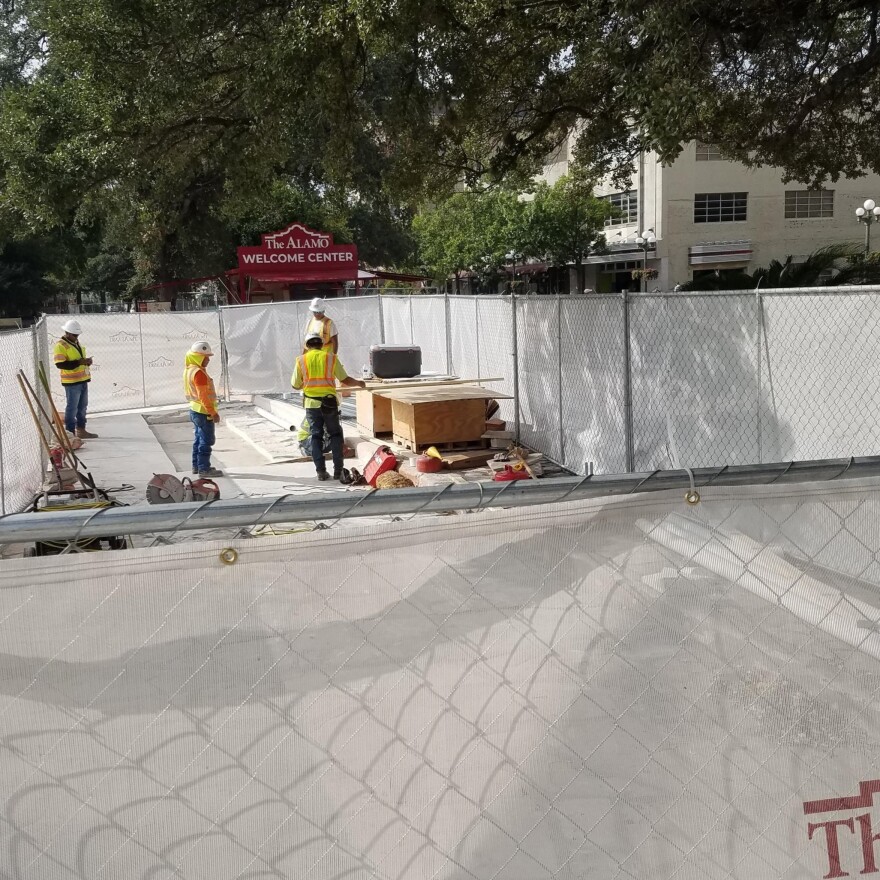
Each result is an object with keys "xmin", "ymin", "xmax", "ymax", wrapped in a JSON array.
[
  {"xmin": 375, "ymin": 384, "xmax": 511, "ymax": 402},
  {"xmin": 391, "ymin": 397, "xmax": 486, "ymax": 445},
  {"xmin": 355, "ymin": 390, "xmax": 394, "ymax": 434}
]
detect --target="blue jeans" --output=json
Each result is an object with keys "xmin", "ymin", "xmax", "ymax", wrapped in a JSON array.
[
  {"xmin": 306, "ymin": 407, "xmax": 343, "ymax": 474},
  {"xmin": 64, "ymin": 382, "xmax": 89, "ymax": 433},
  {"xmin": 190, "ymin": 411, "xmax": 216, "ymax": 472}
]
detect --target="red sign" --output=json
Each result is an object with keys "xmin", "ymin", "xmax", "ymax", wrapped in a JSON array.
[
  {"xmin": 236, "ymin": 223, "xmax": 358, "ymax": 281},
  {"xmin": 805, "ymin": 779, "xmax": 880, "ymax": 878}
]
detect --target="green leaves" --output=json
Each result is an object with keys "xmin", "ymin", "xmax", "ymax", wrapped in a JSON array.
[{"xmin": 414, "ymin": 174, "xmax": 607, "ymax": 286}]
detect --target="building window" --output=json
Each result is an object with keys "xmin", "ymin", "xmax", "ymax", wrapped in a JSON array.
[
  {"xmin": 599, "ymin": 261, "xmax": 642, "ymax": 271},
  {"xmin": 785, "ymin": 189, "xmax": 834, "ymax": 219},
  {"xmin": 694, "ymin": 192, "xmax": 748, "ymax": 223},
  {"xmin": 696, "ymin": 142, "xmax": 723, "ymax": 161},
  {"xmin": 603, "ymin": 191, "xmax": 638, "ymax": 227}
]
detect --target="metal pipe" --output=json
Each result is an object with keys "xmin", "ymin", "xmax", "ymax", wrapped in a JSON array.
[
  {"xmin": 254, "ymin": 406, "xmax": 296, "ymax": 432},
  {"xmin": 3, "ymin": 457, "xmax": 880, "ymax": 544}
]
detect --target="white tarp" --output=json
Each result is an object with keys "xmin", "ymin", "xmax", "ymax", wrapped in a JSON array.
[
  {"xmin": 0, "ymin": 328, "xmax": 44, "ymax": 514},
  {"xmin": 44, "ymin": 312, "xmax": 223, "ymax": 413},
  {"xmin": 221, "ymin": 297, "xmax": 381, "ymax": 395},
  {"xmin": 1, "ymin": 480, "xmax": 878, "ymax": 879}
]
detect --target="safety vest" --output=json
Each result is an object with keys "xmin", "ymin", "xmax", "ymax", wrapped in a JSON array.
[
  {"xmin": 295, "ymin": 349, "xmax": 338, "ymax": 399},
  {"xmin": 305, "ymin": 316, "xmax": 334, "ymax": 349},
  {"xmin": 183, "ymin": 361, "xmax": 217, "ymax": 415},
  {"xmin": 53, "ymin": 337, "xmax": 90, "ymax": 385}
]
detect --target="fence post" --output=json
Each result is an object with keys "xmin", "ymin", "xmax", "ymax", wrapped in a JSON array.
[
  {"xmin": 137, "ymin": 311, "xmax": 148, "ymax": 408},
  {"xmin": 218, "ymin": 308, "xmax": 231, "ymax": 401},
  {"xmin": 475, "ymin": 296, "xmax": 481, "ymax": 380},
  {"xmin": 622, "ymin": 290, "xmax": 635, "ymax": 472},
  {"xmin": 557, "ymin": 293, "xmax": 564, "ymax": 467},
  {"xmin": 444, "ymin": 291, "xmax": 452, "ymax": 375},
  {"xmin": 377, "ymin": 294, "xmax": 386, "ymax": 345},
  {"xmin": 31, "ymin": 323, "xmax": 45, "ymax": 479},
  {"xmin": 512, "ymin": 290, "xmax": 520, "ymax": 444},
  {"xmin": 756, "ymin": 290, "xmax": 763, "ymax": 463}
]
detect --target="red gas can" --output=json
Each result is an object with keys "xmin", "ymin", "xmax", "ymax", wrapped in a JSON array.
[{"xmin": 364, "ymin": 446, "xmax": 398, "ymax": 487}]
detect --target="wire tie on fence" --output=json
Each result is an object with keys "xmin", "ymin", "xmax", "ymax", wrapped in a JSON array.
[
  {"xmin": 251, "ymin": 493, "xmax": 293, "ymax": 530},
  {"xmin": 554, "ymin": 475, "xmax": 591, "ymax": 505},
  {"xmin": 318, "ymin": 487, "xmax": 378, "ymax": 530},
  {"xmin": 68, "ymin": 504, "xmax": 112, "ymax": 552},
  {"xmin": 632, "ymin": 470, "xmax": 661, "ymax": 494},
  {"xmin": 704, "ymin": 465, "xmax": 729, "ymax": 486},
  {"xmin": 166, "ymin": 497, "xmax": 219, "ymax": 542},
  {"xmin": 767, "ymin": 460, "xmax": 794, "ymax": 484},
  {"xmin": 405, "ymin": 482, "xmax": 455, "ymax": 521},
  {"xmin": 834, "ymin": 457, "xmax": 856, "ymax": 481}
]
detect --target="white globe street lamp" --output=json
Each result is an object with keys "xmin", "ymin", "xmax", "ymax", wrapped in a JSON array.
[
  {"xmin": 634, "ymin": 229, "xmax": 657, "ymax": 291},
  {"xmin": 855, "ymin": 199, "xmax": 880, "ymax": 255}
]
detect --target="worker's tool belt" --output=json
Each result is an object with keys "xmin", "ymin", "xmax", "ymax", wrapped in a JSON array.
[{"xmin": 305, "ymin": 393, "xmax": 339, "ymax": 412}]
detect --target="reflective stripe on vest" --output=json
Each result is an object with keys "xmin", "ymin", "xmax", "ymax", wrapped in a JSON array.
[
  {"xmin": 183, "ymin": 364, "xmax": 217, "ymax": 414},
  {"xmin": 53, "ymin": 337, "xmax": 90, "ymax": 384},
  {"xmin": 306, "ymin": 316, "xmax": 333, "ymax": 347},
  {"xmin": 296, "ymin": 350, "xmax": 337, "ymax": 397}
]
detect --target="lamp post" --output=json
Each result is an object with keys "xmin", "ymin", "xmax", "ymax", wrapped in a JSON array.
[
  {"xmin": 855, "ymin": 199, "xmax": 880, "ymax": 256},
  {"xmin": 634, "ymin": 229, "xmax": 657, "ymax": 292}
]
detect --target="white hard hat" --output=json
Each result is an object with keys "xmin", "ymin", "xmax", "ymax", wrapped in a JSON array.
[
  {"xmin": 189, "ymin": 341, "xmax": 213, "ymax": 356},
  {"xmin": 304, "ymin": 332, "xmax": 323, "ymax": 344},
  {"xmin": 309, "ymin": 297, "xmax": 326, "ymax": 312},
  {"xmin": 62, "ymin": 319, "xmax": 82, "ymax": 335}
]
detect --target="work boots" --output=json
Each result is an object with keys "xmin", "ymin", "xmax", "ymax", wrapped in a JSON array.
[{"xmin": 75, "ymin": 427, "xmax": 98, "ymax": 439}]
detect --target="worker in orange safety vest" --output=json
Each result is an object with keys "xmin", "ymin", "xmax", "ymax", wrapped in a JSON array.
[
  {"xmin": 183, "ymin": 341, "xmax": 223, "ymax": 478},
  {"xmin": 291, "ymin": 332, "xmax": 365, "ymax": 480}
]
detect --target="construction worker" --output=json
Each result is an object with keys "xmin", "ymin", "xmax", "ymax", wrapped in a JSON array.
[
  {"xmin": 292, "ymin": 332, "xmax": 365, "ymax": 481},
  {"xmin": 303, "ymin": 297, "xmax": 338, "ymax": 353},
  {"xmin": 183, "ymin": 341, "xmax": 223, "ymax": 478},
  {"xmin": 296, "ymin": 418, "xmax": 331, "ymax": 458},
  {"xmin": 53, "ymin": 319, "xmax": 98, "ymax": 439}
]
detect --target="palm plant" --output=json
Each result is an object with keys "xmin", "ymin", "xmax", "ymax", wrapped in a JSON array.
[{"xmin": 678, "ymin": 244, "xmax": 880, "ymax": 290}]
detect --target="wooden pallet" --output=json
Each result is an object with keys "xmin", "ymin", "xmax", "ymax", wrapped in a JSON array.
[{"xmin": 392, "ymin": 435, "xmax": 488, "ymax": 453}]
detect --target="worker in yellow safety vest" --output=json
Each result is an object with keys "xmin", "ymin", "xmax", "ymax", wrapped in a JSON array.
[
  {"xmin": 303, "ymin": 297, "xmax": 338, "ymax": 353},
  {"xmin": 291, "ymin": 332, "xmax": 365, "ymax": 481},
  {"xmin": 183, "ymin": 341, "xmax": 223, "ymax": 478},
  {"xmin": 53, "ymin": 319, "xmax": 98, "ymax": 439}
]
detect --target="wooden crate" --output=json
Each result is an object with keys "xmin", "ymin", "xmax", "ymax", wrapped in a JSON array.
[
  {"xmin": 391, "ymin": 396, "xmax": 487, "ymax": 448},
  {"xmin": 355, "ymin": 390, "xmax": 393, "ymax": 435}
]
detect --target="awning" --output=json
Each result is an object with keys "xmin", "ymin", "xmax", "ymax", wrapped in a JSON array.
[
  {"xmin": 362, "ymin": 269, "xmax": 428, "ymax": 282},
  {"xmin": 247, "ymin": 274, "xmax": 351, "ymax": 285}
]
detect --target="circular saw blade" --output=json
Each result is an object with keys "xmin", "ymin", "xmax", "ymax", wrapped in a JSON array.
[{"xmin": 146, "ymin": 473, "xmax": 186, "ymax": 504}]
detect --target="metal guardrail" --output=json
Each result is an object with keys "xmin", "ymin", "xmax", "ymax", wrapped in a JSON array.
[{"xmin": 1, "ymin": 458, "xmax": 878, "ymax": 544}]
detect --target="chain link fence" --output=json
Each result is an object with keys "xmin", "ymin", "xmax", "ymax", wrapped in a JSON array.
[
  {"xmin": 44, "ymin": 312, "xmax": 224, "ymax": 412},
  {"xmin": 7, "ymin": 287, "xmax": 880, "ymax": 513}
]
